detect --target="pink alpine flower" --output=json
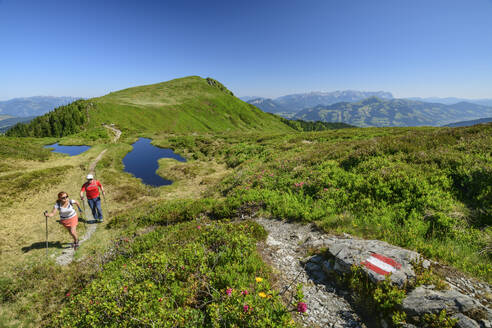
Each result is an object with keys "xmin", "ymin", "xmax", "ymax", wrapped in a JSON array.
[
  {"xmin": 243, "ymin": 304, "xmax": 250, "ymax": 312},
  {"xmin": 197, "ymin": 225, "xmax": 201, "ymax": 229},
  {"xmin": 241, "ymin": 290, "xmax": 249, "ymax": 296},
  {"xmin": 297, "ymin": 302, "xmax": 307, "ymax": 313},
  {"xmin": 226, "ymin": 288, "xmax": 232, "ymax": 296}
]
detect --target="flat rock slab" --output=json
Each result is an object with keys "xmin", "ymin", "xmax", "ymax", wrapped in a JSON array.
[
  {"xmin": 402, "ymin": 286, "xmax": 492, "ymax": 325},
  {"xmin": 305, "ymin": 234, "xmax": 428, "ymax": 288},
  {"xmin": 327, "ymin": 239, "xmax": 427, "ymax": 287}
]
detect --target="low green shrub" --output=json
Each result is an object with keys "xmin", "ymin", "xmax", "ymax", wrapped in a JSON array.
[{"xmin": 53, "ymin": 221, "xmax": 296, "ymax": 327}]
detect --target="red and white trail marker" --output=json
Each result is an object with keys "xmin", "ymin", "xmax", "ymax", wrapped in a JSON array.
[{"xmin": 362, "ymin": 253, "xmax": 402, "ymax": 276}]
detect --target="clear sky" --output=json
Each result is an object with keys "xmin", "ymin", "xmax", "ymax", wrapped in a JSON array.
[{"xmin": 1, "ymin": 0, "xmax": 491, "ymax": 100}]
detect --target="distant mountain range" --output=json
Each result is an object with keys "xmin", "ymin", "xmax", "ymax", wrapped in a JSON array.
[
  {"xmin": 443, "ymin": 117, "xmax": 492, "ymax": 127},
  {"xmin": 242, "ymin": 90, "xmax": 394, "ymax": 113},
  {"xmin": 0, "ymin": 116, "xmax": 36, "ymax": 133},
  {"xmin": 293, "ymin": 97, "xmax": 492, "ymax": 127},
  {"xmin": 242, "ymin": 91, "xmax": 492, "ymax": 114},
  {"xmin": 0, "ymin": 96, "xmax": 80, "ymax": 117},
  {"xmin": 406, "ymin": 97, "xmax": 492, "ymax": 107}
]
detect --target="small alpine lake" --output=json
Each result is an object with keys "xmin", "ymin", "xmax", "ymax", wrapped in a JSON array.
[
  {"xmin": 44, "ymin": 143, "xmax": 91, "ymax": 156},
  {"xmin": 123, "ymin": 138, "xmax": 186, "ymax": 187}
]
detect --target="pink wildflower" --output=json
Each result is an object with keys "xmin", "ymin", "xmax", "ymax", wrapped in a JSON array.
[
  {"xmin": 66, "ymin": 292, "xmax": 71, "ymax": 297},
  {"xmin": 158, "ymin": 297, "xmax": 163, "ymax": 302},
  {"xmin": 323, "ymin": 188, "xmax": 328, "ymax": 191},
  {"xmin": 123, "ymin": 286, "xmax": 128, "ymax": 293},
  {"xmin": 197, "ymin": 225, "xmax": 201, "ymax": 229},
  {"xmin": 243, "ymin": 304, "xmax": 250, "ymax": 312},
  {"xmin": 241, "ymin": 290, "xmax": 249, "ymax": 296},
  {"xmin": 297, "ymin": 302, "xmax": 307, "ymax": 313},
  {"xmin": 226, "ymin": 288, "xmax": 232, "ymax": 296}
]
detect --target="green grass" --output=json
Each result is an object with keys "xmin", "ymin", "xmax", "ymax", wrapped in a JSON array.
[
  {"xmin": 0, "ymin": 136, "xmax": 55, "ymax": 161},
  {"xmin": 88, "ymin": 76, "xmax": 294, "ymax": 134}
]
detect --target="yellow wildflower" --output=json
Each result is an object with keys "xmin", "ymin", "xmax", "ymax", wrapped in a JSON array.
[
  {"xmin": 258, "ymin": 292, "xmax": 267, "ymax": 298},
  {"xmin": 255, "ymin": 277, "xmax": 263, "ymax": 283}
]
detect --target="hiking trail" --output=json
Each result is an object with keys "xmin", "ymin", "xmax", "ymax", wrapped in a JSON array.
[{"xmin": 55, "ymin": 127, "xmax": 121, "ymax": 265}]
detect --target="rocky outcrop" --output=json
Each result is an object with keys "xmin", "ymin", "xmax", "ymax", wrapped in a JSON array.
[
  {"xmin": 255, "ymin": 217, "xmax": 491, "ymax": 328},
  {"xmin": 402, "ymin": 287, "xmax": 492, "ymax": 327},
  {"xmin": 305, "ymin": 236, "xmax": 429, "ymax": 287}
]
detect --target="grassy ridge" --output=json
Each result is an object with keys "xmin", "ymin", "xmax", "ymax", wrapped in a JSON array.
[
  {"xmin": 89, "ymin": 76, "xmax": 293, "ymax": 134},
  {"xmin": 5, "ymin": 76, "xmax": 295, "ymax": 138}
]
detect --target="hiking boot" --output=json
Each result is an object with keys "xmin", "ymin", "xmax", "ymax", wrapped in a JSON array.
[
  {"xmin": 73, "ymin": 241, "xmax": 80, "ymax": 250},
  {"xmin": 98, "ymin": 218, "xmax": 104, "ymax": 223}
]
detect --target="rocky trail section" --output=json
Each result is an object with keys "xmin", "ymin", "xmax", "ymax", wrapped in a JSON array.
[
  {"xmin": 56, "ymin": 127, "xmax": 121, "ymax": 266},
  {"xmin": 256, "ymin": 217, "xmax": 365, "ymax": 328},
  {"xmin": 255, "ymin": 218, "xmax": 491, "ymax": 328}
]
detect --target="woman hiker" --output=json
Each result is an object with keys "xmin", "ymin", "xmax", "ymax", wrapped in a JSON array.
[
  {"xmin": 80, "ymin": 174, "xmax": 105, "ymax": 222},
  {"xmin": 44, "ymin": 191, "xmax": 81, "ymax": 249}
]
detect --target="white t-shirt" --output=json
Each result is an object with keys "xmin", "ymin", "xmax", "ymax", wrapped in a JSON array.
[{"xmin": 54, "ymin": 200, "xmax": 77, "ymax": 220}]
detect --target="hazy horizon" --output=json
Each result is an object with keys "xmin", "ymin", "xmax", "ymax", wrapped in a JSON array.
[{"xmin": 1, "ymin": 0, "xmax": 492, "ymax": 100}]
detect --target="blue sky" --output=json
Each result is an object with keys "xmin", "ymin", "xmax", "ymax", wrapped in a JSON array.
[{"xmin": 1, "ymin": 0, "xmax": 491, "ymax": 100}]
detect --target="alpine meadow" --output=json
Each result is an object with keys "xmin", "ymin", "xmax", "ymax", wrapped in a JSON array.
[{"xmin": 0, "ymin": 75, "xmax": 490, "ymax": 327}]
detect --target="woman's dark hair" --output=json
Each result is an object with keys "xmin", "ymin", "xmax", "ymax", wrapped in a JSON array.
[{"xmin": 56, "ymin": 191, "xmax": 68, "ymax": 205}]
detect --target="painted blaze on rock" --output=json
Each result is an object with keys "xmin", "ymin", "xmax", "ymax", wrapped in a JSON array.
[
  {"xmin": 307, "ymin": 238, "xmax": 426, "ymax": 287},
  {"xmin": 362, "ymin": 253, "xmax": 402, "ymax": 276}
]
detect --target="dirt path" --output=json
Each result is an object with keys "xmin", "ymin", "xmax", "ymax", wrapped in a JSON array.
[
  {"xmin": 104, "ymin": 124, "xmax": 122, "ymax": 142},
  {"xmin": 56, "ymin": 127, "xmax": 121, "ymax": 265},
  {"xmin": 255, "ymin": 217, "xmax": 365, "ymax": 328}
]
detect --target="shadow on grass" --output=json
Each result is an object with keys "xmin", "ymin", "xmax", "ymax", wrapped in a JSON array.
[
  {"xmin": 79, "ymin": 217, "xmax": 98, "ymax": 224},
  {"xmin": 21, "ymin": 241, "xmax": 65, "ymax": 253}
]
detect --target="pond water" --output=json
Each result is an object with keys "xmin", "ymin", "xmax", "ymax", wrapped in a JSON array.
[
  {"xmin": 123, "ymin": 138, "xmax": 186, "ymax": 187},
  {"xmin": 44, "ymin": 143, "xmax": 91, "ymax": 156}
]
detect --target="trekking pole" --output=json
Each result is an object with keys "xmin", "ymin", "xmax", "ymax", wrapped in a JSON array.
[
  {"xmin": 43, "ymin": 211, "xmax": 48, "ymax": 257},
  {"xmin": 102, "ymin": 192, "xmax": 107, "ymax": 221},
  {"xmin": 81, "ymin": 198, "xmax": 88, "ymax": 225}
]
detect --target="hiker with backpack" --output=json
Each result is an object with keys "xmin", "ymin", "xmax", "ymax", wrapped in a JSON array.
[
  {"xmin": 80, "ymin": 174, "xmax": 105, "ymax": 223},
  {"xmin": 44, "ymin": 191, "xmax": 81, "ymax": 249}
]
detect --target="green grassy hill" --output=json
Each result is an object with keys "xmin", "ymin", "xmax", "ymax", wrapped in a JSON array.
[{"xmin": 89, "ymin": 76, "xmax": 292, "ymax": 134}]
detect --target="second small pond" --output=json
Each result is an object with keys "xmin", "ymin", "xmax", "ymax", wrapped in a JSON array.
[
  {"xmin": 44, "ymin": 143, "xmax": 91, "ymax": 156},
  {"xmin": 123, "ymin": 138, "xmax": 186, "ymax": 187}
]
